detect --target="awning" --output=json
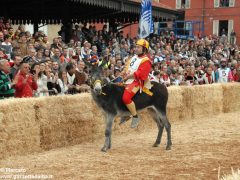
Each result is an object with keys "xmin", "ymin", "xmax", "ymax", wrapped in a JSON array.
[{"xmin": 1, "ymin": 0, "xmax": 183, "ymax": 24}]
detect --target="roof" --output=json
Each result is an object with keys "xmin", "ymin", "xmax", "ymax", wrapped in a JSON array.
[{"xmin": 1, "ymin": 0, "xmax": 183, "ymax": 24}]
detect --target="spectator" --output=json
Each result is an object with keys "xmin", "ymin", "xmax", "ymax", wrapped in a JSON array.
[
  {"xmin": 203, "ymin": 66, "xmax": 215, "ymax": 84},
  {"xmin": 1, "ymin": 34, "xmax": 12, "ymax": 59},
  {"xmin": 0, "ymin": 59, "xmax": 15, "ymax": 99},
  {"xmin": 231, "ymin": 67, "xmax": 240, "ymax": 82},
  {"xmin": 17, "ymin": 32, "xmax": 28, "ymax": 57},
  {"xmin": 160, "ymin": 65, "xmax": 170, "ymax": 86},
  {"xmin": 32, "ymin": 63, "xmax": 48, "ymax": 97},
  {"xmin": 10, "ymin": 55, "xmax": 22, "ymax": 80},
  {"xmin": 52, "ymin": 48, "xmax": 61, "ymax": 65},
  {"xmin": 58, "ymin": 70, "xmax": 69, "ymax": 95},
  {"xmin": 14, "ymin": 60, "xmax": 38, "ymax": 98},
  {"xmin": 215, "ymin": 58, "xmax": 232, "ymax": 83}
]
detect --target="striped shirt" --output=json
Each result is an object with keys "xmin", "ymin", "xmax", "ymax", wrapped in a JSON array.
[{"xmin": 0, "ymin": 71, "xmax": 14, "ymax": 99}]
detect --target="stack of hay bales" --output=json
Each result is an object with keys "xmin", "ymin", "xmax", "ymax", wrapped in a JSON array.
[
  {"xmin": 0, "ymin": 83, "xmax": 240, "ymax": 158},
  {"xmin": 167, "ymin": 86, "xmax": 184, "ymax": 122},
  {"xmin": 35, "ymin": 94, "xmax": 102, "ymax": 150},
  {"xmin": 190, "ymin": 84, "xmax": 223, "ymax": 118},
  {"xmin": 222, "ymin": 83, "xmax": 240, "ymax": 113},
  {"xmin": 0, "ymin": 99, "xmax": 40, "ymax": 159}
]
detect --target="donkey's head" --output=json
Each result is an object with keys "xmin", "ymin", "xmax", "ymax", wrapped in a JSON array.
[{"xmin": 83, "ymin": 58, "xmax": 108, "ymax": 95}]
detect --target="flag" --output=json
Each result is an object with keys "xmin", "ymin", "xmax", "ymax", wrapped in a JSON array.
[{"xmin": 139, "ymin": 0, "xmax": 154, "ymax": 39}]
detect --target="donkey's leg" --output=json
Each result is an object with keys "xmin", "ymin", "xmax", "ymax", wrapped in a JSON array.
[
  {"xmin": 101, "ymin": 113, "xmax": 115, "ymax": 152},
  {"xmin": 148, "ymin": 108, "xmax": 164, "ymax": 147},
  {"xmin": 157, "ymin": 110, "xmax": 172, "ymax": 150}
]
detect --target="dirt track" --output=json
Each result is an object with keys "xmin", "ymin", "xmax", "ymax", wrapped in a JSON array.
[{"xmin": 0, "ymin": 112, "xmax": 240, "ymax": 180}]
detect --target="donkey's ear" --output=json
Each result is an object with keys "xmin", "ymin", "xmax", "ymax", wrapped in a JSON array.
[
  {"xmin": 99, "ymin": 59, "xmax": 108, "ymax": 69},
  {"xmin": 82, "ymin": 58, "xmax": 93, "ymax": 68}
]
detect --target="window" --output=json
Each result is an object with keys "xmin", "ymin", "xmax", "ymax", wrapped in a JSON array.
[
  {"xmin": 220, "ymin": 0, "xmax": 229, "ymax": 7},
  {"xmin": 176, "ymin": 0, "xmax": 190, "ymax": 9},
  {"xmin": 214, "ymin": 0, "xmax": 235, "ymax": 7},
  {"xmin": 213, "ymin": 19, "xmax": 234, "ymax": 40}
]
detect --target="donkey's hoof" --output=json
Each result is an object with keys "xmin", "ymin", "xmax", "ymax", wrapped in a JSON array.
[
  {"xmin": 166, "ymin": 146, "xmax": 171, "ymax": 150},
  {"xmin": 152, "ymin": 143, "xmax": 159, "ymax": 147},
  {"xmin": 101, "ymin": 146, "xmax": 108, "ymax": 152}
]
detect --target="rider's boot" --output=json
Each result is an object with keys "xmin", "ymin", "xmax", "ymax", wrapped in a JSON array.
[
  {"xmin": 126, "ymin": 102, "xmax": 140, "ymax": 128},
  {"xmin": 119, "ymin": 116, "xmax": 131, "ymax": 125}
]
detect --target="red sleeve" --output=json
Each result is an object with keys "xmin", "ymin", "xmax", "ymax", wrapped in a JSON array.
[
  {"xmin": 134, "ymin": 60, "xmax": 152, "ymax": 81},
  {"xmin": 15, "ymin": 75, "xmax": 24, "ymax": 90},
  {"xmin": 32, "ymin": 78, "xmax": 38, "ymax": 90}
]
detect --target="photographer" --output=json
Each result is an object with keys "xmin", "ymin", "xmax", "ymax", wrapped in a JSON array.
[
  {"xmin": 46, "ymin": 67, "xmax": 61, "ymax": 96},
  {"xmin": 14, "ymin": 60, "xmax": 38, "ymax": 98}
]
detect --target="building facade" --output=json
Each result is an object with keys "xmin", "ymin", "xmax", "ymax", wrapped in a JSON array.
[{"xmin": 160, "ymin": 0, "xmax": 239, "ymax": 43}]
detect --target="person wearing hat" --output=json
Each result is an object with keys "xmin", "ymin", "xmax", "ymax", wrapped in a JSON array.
[{"xmin": 120, "ymin": 39, "xmax": 152, "ymax": 128}]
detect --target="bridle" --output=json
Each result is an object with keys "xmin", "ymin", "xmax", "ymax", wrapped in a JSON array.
[{"xmin": 91, "ymin": 75, "xmax": 123, "ymax": 89}]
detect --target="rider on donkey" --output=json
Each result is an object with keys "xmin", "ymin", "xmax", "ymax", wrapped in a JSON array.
[{"xmin": 120, "ymin": 39, "xmax": 152, "ymax": 128}]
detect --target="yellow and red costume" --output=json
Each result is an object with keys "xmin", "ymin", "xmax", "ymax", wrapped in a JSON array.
[{"xmin": 122, "ymin": 54, "xmax": 152, "ymax": 104}]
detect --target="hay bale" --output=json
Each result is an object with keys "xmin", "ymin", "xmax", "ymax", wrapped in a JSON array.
[
  {"xmin": 222, "ymin": 83, "xmax": 240, "ymax": 113},
  {"xmin": 167, "ymin": 86, "xmax": 184, "ymax": 122},
  {"xmin": 36, "ymin": 94, "xmax": 100, "ymax": 150},
  {"xmin": 220, "ymin": 168, "xmax": 240, "ymax": 180},
  {"xmin": 0, "ymin": 98, "xmax": 40, "ymax": 159},
  {"xmin": 191, "ymin": 84, "xmax": 223, "ymax": 118},
  {"xmin": 179, "ymin": 86, "xmax": 195, "ymax": 120}
]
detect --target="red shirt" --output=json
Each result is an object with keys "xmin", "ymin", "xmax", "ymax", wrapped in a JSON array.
[
  {"xmin": 15, "ymin": 72, "xmax": 38, "ymax": 98},
  {"xmin": 233, "ymin": 74, "xmax": 240, "ymax": 82},
  {"xmin": 133, "ymin": 56, "xmax": 152, "ymax": 82}
]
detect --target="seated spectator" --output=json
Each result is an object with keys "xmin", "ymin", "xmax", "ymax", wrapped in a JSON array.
[
  {"xmin": 66, "ymin": 62, "xmax": 89, "ymax": 94},
  {"xmin": 47, "ymin": 71, "xmax": 61, "ymax": 96},
  {"xmin": 0, "ymin": 59, "xmax": 15, "ymax": 99},
  {"xmin": 58, "ymin": 70, "xmax": 69, "ymax": 95}
]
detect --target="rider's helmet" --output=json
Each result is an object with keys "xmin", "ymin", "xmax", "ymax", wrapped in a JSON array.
[{"xmin": 136, "ymin": 39, "xmax": 150, "ymax": 50}]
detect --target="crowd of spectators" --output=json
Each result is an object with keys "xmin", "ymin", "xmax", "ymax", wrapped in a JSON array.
[{"xmin": 0, "ymin": 17, "xmax": 240, "ymax": 99}]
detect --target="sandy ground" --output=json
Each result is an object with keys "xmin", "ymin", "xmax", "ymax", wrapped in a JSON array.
[{"xmin": 0, "ymin": 112, "xmax": 240, "ymax": 180}]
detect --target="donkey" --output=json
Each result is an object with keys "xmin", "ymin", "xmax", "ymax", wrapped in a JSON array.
[{"xmin": 87, "ymin": 63, "xmax": 172, "ymax": 152}]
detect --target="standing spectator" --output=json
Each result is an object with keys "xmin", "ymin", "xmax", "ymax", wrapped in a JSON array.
[
  {"xmin": 215, "ymin": 58, "xmax": 232, "ymax": 83},
  {"xmin": 230, "ymin": 29, "xmax": 236, "ymax": 45},
  {"xmin": 14, "ymin": 61, "xmax": 38, "ymax": 98},
  {"xmin": 0, "ymin": 59, "xmax": 15, "ymax": 99},
  {"xmin": 203, "ymin": 66, "xmax": 215, "ymax": 84}
]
